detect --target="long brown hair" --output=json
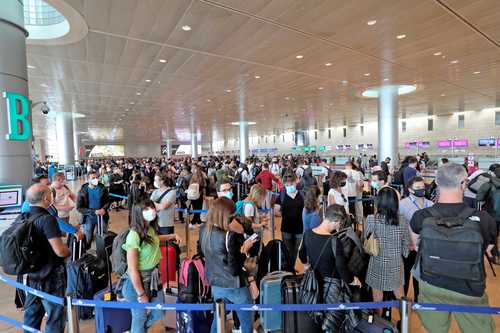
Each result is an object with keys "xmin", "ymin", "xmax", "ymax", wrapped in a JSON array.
[
  {"xmin": 201, "ymin": 198, "xmax": 235, "ymax": 252},
  {"xmin": 129, "ymin": 200, "xmax": 158, "ymax": 244}
]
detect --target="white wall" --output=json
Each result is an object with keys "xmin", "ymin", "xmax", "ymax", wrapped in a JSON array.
[{"xmin": 124, "ymin": 144, "xmax": 161, "ymax": 157}]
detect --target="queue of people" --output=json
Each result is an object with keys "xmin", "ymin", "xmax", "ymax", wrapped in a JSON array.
[{"xmin": 4, "ymin": 154, "xmax": 500, "ymax": 333}]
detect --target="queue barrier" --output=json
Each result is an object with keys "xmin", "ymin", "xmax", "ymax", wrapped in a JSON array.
[{"xmin": 4, "ymin": 272, "xmax": 500, "ymax": 333}]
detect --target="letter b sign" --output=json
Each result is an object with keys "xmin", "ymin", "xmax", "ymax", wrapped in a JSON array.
[{"xmin": 3, "ymin": 91, "xmax": 31, "ymax": 141}]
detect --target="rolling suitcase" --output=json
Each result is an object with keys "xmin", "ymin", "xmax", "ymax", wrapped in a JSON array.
[
  {"xmin": 163, "ymin": 242, "xmax": 178, "ymax": 330},
  {"xmin": 94, "ymin": 286, "xmax": 132, "ymax": 333},
  {"xmin": 259, "ymin": 271, "xmax": 293, "ymax": 332},
  {"xmin": 351, "ymin": 314, "xmax": 399, "ymax": 333},
  {"xmin": 281, "ymin": 274, "xmax": 322, "ymax": 333},
  {"xmin": 95, "ymin": 216, "xmax": 117, "ymax": 263}
]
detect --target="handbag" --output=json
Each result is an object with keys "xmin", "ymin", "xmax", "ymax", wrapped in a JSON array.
[{"xmin": 363, "ymin": 232, "xmax": 379, "ymax": 257}]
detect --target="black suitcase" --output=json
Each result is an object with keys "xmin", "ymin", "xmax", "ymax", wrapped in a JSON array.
[
  {"xmin": 281, "ymin": 274, "xmax": 322, "ymax": 333},
  {"xmin": 95, "ymin": 215, "xmax": 116, "ymax": 269}
]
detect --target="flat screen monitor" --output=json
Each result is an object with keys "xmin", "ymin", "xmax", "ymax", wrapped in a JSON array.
[
  {"xmin": 418, "ymin": 141, "xmax": 430, "ymax": 148},
  {"xmin": 478, "ymin": 138, "xmax": 496, "ymax": 147},
  {"xmin": 0, "ymin": 186, "xmax": 23, "ymax": 208}
]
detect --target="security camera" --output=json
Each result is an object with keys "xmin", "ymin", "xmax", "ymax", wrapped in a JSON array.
[{"xmin": 41, "ymin": 102, "xmax": 50, "ymax": 115}]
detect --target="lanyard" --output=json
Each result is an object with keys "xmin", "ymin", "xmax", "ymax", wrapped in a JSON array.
[{"xmin": 411, "ymin": 197, "xmax": 428, "ymax": 210}]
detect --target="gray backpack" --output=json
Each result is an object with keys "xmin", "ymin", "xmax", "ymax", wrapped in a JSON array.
[
  {"xmin": 110, "ymin": 230, "xmax": 130, "ymax": 276},
  {"xmin": 418, "ymin": 207, "xmax": 485, "ymax": 289}
]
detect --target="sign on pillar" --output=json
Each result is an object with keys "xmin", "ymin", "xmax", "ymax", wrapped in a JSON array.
[{"xmin": 3, "ymin": 91, "xmax": 31, "ymax": 141}]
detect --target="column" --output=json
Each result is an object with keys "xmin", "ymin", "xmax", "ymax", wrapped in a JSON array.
[
  {"xmin": 239, "ymin": 122, "xmax": 249, "ymax": 162},
  {"xmin": 165, "ymin": 139, "xmax": 172, "ymax": 158},
  {"xmin": 56, "ymin": 112, "xmax": 75, "ymax": 165},
  {"xmin": 37, "ymin": 138, "xmax": 46, "ymax": 162},
  {"xmin": 0, "ymin": 1, "xmax": 33, "ymax": 189},
  {"xmin": 191, "ymin": 132, "xmax": 198, "ymax": 159},
  {"xmin": 377, "ymin": 85, "xmax": 399, "ymax": 167}
]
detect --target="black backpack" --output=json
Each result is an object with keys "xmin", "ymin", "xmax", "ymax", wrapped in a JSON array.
[
  {"xmin": 418, "ymin": 207, "xmax": 485, "ymax": 289},
  {"xmin": 468, "ymin": 172, "xmax": 491, "ymax": 194},
  {"xmin": 0, "ymin": 212, "xmax": 46, "ymax": 275},
  {"xmin": 392, "ymin": 167, "xmax": 404, "ymax": 185}
]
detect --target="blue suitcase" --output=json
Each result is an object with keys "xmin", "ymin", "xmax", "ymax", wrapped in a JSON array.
[
  {"xmin": 94, "ymin": 287, "xmax": 132, "ymax": 333},
  {"xmin": 259, "ymin": 271, "xmax": 293, "ymax": 332}
]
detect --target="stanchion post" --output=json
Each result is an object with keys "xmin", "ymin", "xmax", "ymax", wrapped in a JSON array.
[
  {"xmin": 184, "ymin": 208, "xmax": 190, "ymax": 257},
  {"xmin": 400, "ymin": 298, "xmax": 410, "ymax": 333},
  {"xmin": 237, "ymin": 183, "xmax": 241, "ymax": 202},
  {"xmin": 66, "ymin": 296, "xmax": 80, "ymax": 333},
  {"xmin": 270, "ymin": 205, "xmax": 275, "ymax": 240},
  {"xmin": 215, "ymin": 299, "xmax": 226, "ymax": 333}
]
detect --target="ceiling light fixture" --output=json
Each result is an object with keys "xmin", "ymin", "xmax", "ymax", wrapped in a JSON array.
[
  {"xmin": 295, "ymin": 55, "xmax": 304, "ymax": 59},
  {"xmin": 225, "ymin": 89, "xmax": 232, "ymax": 93},
  {"xmin": 440, "ymin": 94, "xmax": 445, "ymax": 97},
  {"xmin": 383, "ymin": 78, "xmax": 389, "ymax": 82},
  {"xmin": 473, "ymin": 71, "xmax": 481, "ymax": 74},
  {"xmin": 325, "ymin": 62, "xmax": 332, "ymax": 66},
  {"xmin": 40, "ymin": 83, "xmax": 48, "ymax": 87},
  {"xmin": 136, "ymin": 92, "xmax": 141, "ymax": 96},
  {"xmin": 206, "ymin": 99, "xmax": 211, "ymax": 102},
  {"xmin": 341, "ymin": 80, "xmax": 348, "ymax": 85},
  {"xmin": 318, "ymin": 87, "xmax": 324, "ymax": 90},
  {"xmin": 367, "ymin": 20, "xmax": 377, "ymax": 26},
  {"xmin": 27, "ymin": 65, "xmax": 36, "ymax": 69},
  {"xmin": 260, "ymin": 104, "xmax": 264, "ymax": 108},
  {"xmin": 433, "ymin": 52, "xmax": 442, "ymax": 56},
  {"xmin": 450, "ymin": 60, "xmax": 459, "ymax": 64},
  {"xmin": 364, "ymin": 73, "xmax": 371, "ymax": 76},
  {"xmin": 130, "ymin": 102, "xmax": 135, "ymax": 105},
  {"xmin": 145, "ymin": 79, "xmax": 151, "ymax": 83},
  {"xmin": 285, "ymin": 97, "xmax": 290, "ymax": 100},
  {"xmin": 159, "ymin": 59, "xmax": 167, "ymax": 63},
  {"xmin": 254, "ymin": 75, "xmax": 261, "ymax": 79},
  {"xmin": 396, "ymin": 34, "xmax": 406, "ymax": 39},
  {"xmin": 181, "ymin": 25, "xmax": 192, "ymax": 31},
  {"xmin": 362, "ymin": 84, "xmax": 417, "ymax": 98}
]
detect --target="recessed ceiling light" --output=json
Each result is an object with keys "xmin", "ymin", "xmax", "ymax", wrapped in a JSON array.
[
  {"xmin": 433, "ymin": 52, "xmax": 442, "ymax": 56},
  {"xmin": 325, "ymin": 62, "xmax": 332, "ymax": 66},
  {"xmin": 182, "ymin": 25, "xmax": 192, "ymax": 31},
  {"xmin": 367, "ymin": 20, "xmax": 377, "ymax": 26},
  {"xmin": 285, "ymin": 97, "xmax": 290, "ymax": 100},
  {"xmin": 396, "ymin": 34, "xmax": 406, "ymax": 39},
  {"xmin": 295, "ymin": 55, "xmax": 304, "ymax": 59},
  {"xmin": 450, "ymin": 60, "xmax": 459, "ymax": 64},
  {"xmin": 341, "ymin": 80, "xmax": 348, "ymax": 85},
  {"xmin": 364, "ymin": 73, "xmax": 371, "ymax": 76},
  {"xmin": 383, "ymin": 78, "xmax": 389, "ymax": 82},
  {"xmin": 440, "ymin": 94, "xmax": 445, "ymax": 97},
  {"xmin": 473, "ymin": 71, "xmax": 481, "ymax": 74},
  {"xmin": 206, "ymin": 99, "xmax": 211, "ymax": 102},
  {"xmin": 225, "ymin": 89, "xmax": 232, "ymax": 93},
  {"xmin": 254, "ymin": 75, "xmax": 261, "ymax": 79},
  {"xmin": 260, "ymin": 104, "xmax": 264, "ymax": 108},
  {"xmin": 158, "ymin": 81, "xmax": 161, "ymax": 84},
  {"xmin": 125, "ymin": 108, "xmax": 129, "ymax": 111},
  {"xmin": 40, "ymin": 83, "xmax": 48, "ymax": 87},
  {"xmin": 27, "ymin": 65, "xmax": 36, "ymax": 69},
  {"xmin": 145, "ymin": 79, "xmax": 151, "ymax": 83},
  {"xmin": 130, "ymin": 102, "xmax": 135, "ymax": 105},
  {"xmin": 159, "ymin": 59, "xmax": 167, "ymax": 63},
  {"xmin": 318, "ymin": 87, "xmax": 324, "ymax": 90},
  {"xmin": 136, "ymin": 92, "xmax": 141, "ymax": 96}
]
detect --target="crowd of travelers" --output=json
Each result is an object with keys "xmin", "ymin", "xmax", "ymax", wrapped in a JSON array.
[{"xmin": 2, "ymin": 152, "xmax": 500, "ymax": 333}]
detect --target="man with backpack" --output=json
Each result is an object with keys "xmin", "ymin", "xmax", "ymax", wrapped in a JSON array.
[
  {"xmin": 410, "ymin": 163, "xmax": 496, "ymax": 333},
  {"xmin": 477, "ymin": 165, "xmax": 500, "ymax": 264},
  {"xmin": 12, "ymin": 184, "xmax": 70, "ymax": 332}
]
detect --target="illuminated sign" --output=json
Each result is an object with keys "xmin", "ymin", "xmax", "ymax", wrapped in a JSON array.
[{"xmin": 2, "ymin": 91, "xmax": 31, "ymax": 141}]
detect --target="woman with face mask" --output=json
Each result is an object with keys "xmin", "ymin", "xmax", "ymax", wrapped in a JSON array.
[
  {"xmin": 280, "ymin": 173, "xmax": 305, "ymax": 265},
  {"xmin": 122, "ymin": 201, "xmax": 181, "ymax": 333},
  {"xmin": 327, "ymin": 171, "xmax": 349, "ymax": 214},
  {"xmin": 398, "ymin": 176, "xmax": 433, "ymax": 302}
]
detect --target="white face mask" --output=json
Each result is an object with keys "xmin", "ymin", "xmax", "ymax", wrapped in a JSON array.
[
  {"xmin": 90, "ymin": 178, "xmax": 99, "ymax": 186},
  {"xmin": 142, "ymin": 209, "xmax": 157, "ymax": 222},
  {"xmin": 154, "ymin": 181, "xmax": 160, "ymax": 189}
]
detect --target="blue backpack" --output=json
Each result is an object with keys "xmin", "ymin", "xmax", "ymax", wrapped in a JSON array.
[{"xmin": 235, "ymin": 200, "xmax": 254, "ymax": 216}]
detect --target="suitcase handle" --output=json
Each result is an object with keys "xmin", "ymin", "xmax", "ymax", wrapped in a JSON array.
[{"xmin": 72, "ymin": 238, "xmax": 83, "ymax": 261}]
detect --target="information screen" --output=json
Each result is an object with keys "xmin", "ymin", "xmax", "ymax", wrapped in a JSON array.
[{"xmin": 0, "ymin": 191, "xmax": 18, "ymax": 206}]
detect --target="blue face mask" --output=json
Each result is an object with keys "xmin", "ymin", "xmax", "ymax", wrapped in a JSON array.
[
  {"xmin": 223, "ymin": 191, "xmax": 234, "ymax": 200},
  {"xmin": 286, "ymin": 185, "xmax": 297, "ymax": 194},
  {"xmin": 371, "ymin": 181, "xmax": 380, "ymax": 190}
]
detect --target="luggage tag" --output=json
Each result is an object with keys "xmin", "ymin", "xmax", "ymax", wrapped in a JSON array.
[{"xmin": 103, "ymin": 292, "xmax": 112, "ymax": 301}]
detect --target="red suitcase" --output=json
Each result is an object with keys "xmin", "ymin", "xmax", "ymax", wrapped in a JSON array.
[{"xmin": 160, "ymin": 241, "xmax": 178, "ymax": 287}]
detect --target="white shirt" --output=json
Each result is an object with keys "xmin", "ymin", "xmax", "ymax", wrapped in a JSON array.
[
  {"xmin": 343, "ymin": 169, "xmax": 362, "ymax": 197},
  {"xmin": 52, "ymin": 185, "xmax": 74, "ymax": 218},
  {"xmin": 328, "ymin": 188, "xmax": 349, "ymax": 214}
]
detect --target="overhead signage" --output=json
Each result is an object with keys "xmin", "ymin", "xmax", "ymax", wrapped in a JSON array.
[
  {"xmin": 2, "ymin": 91, "xmax": 31, "ymax": 141},
  {"xmin": 437, "ymin": 139, "xmax": 468, "ymax": 148},
  {"xmin": 405, "ymin": 141, "xmax": 430, "ymax": 149},
  {"xmin": 478, "ymin": 138, "xmax": 496, "ymax": 147},
  {"xmin": 453, "ymin": 139, "xmax": 468, "ymax": 147}
]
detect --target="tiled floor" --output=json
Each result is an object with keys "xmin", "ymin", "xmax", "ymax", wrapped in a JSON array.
[{"xmin": 0, "ymin": 179, "xmax": 499, "ymax": 332}]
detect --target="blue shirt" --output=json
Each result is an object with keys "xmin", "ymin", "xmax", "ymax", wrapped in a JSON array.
[
  {"xmin": 302, "ymin": 208, "xmax": 321, "ymax": 231},
  {"xmin": 399, "ymin": 195, "xmax": 433, "ymax": 249},
  {"xmin": 88, "ymin": 187, "xmax": 102, "ymax": 209},
  {"xmin": 403, "ymin": 167, "xmax": 418, "ymax": 195}
]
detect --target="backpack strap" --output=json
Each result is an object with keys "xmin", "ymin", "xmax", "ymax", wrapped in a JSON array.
[
  {"xmin": 179, "ymin": 259, "xmax": 192, "ymax": 286},
  {"xmin": 192, "ymin": 259, "xmax": 209, "ymax": 296}
]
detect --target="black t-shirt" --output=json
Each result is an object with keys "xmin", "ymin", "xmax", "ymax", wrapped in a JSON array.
[
  {"xmin": 29, "ymin": 206, "xmax": 64, "ymax": 280},
  {"xmin": 281, "ymin": 193, "xmax": 304, "ymax": 234},
  {"xmin": 410, "ymin": 202, "xmax": 496, "ymax": 296},
  {"xmin": 298, "ymin": 229, "xmax": 353, "ymax": 283}
]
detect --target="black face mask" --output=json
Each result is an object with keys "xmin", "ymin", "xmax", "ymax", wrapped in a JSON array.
[
  {"xmin": 413, "ymin": 189, "xmax": 426, "ymax": 198},
  {"xmin": 340, "ymin": 181, "xmax": 347, "ymax": 187}
]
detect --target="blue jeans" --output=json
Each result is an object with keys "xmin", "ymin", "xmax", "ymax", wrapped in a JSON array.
[
  {"xmin": 210, "ymin": 286, "xmax": 253, "ymax": 333},
  {"xmin": 82, "ymin": 213, "xmax": 108, "ymax": 248},
  {"xmin": 24, "ymin": 265, "xmax": 66, "ymax": 333},
  {"xmin": 122, "ymin": 277, "xmax": 163, "ymax": 333}
]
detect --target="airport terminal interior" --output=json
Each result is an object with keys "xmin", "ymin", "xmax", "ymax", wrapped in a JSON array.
[{"xmin": 1, "ymin": 0, "xmax": 500, "ymax": 332}]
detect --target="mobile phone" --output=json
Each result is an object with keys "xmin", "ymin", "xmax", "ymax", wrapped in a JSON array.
[{"xmin": 248, "ymin": 233, "xmax": 259, "ymax": 241}]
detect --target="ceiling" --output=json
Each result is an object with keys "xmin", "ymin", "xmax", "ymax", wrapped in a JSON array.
[{"xmin": 27, "ymin": 0, "xmax": 500, "ymax": 144}]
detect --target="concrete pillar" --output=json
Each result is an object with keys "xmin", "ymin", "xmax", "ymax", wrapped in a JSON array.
[
  {"xmin": 378, "ymin": 85, "xmax": 399, "ymax": 167},
  {"xmin": 191, "ymin": 132, "xmax": 198, "ymax": 159},
  {"xmin": 165, "ymin": 139, "xmax": 172, "ymax": 158},
  {"xmin": 55, "ymin": 112, "xmax": 75, "ymax": 165},
  {"xmin": 37, "ymin": 138, "xmax": 46, "ymax": 162},
  {"xmin": 0, "ymin": 1, "xmax": 33, "ymax": 188},
  {"xmin": 239, "ymin": 122, "xmax": 249, "ymax": 163}
]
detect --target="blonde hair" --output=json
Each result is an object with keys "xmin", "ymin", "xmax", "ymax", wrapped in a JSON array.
[{"xmin": 247, "ymin": 184, "xmax": 266, "ymax": 205}]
